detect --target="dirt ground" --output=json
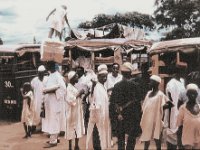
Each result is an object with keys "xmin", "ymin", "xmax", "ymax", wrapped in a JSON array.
[{"xmin": 0, "ymin": 122, "xmax": 167, "ymax": 150}]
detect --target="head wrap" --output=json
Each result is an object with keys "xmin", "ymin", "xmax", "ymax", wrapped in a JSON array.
[
  {"xmin": 68, "ymin": 71, "xmax": 76, "ymax": 80},
  {"xmin": 121, "ymin": 62, "xmax": 133, "ymax": 72},
  {"xmin": 150, "ymin": 75, "xmax": 161, "ymax": 83},
  {"xmin": 23, "ymin": 82, "xmax": 31, "ymax": 89},
  {"xmin": 186, "ymin": 83, "xmax": 198, "ymax": 92},
  {"xmin": 38, "ymin": 65, "xmax": 46, "ymax": 72},
  {"xmin": 97, "ymin": 64, "xmax": 108, "ymax": 74}
]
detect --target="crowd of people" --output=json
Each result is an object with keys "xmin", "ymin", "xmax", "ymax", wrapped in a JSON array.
[{"xmin": 20, "ymin": 61, "xmax": 200, "ymax": 150}]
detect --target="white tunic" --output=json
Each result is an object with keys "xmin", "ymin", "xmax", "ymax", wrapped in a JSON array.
[
  {"xmin": 86, "ymin": 82, "xmax": 111, "ymax": 150},
  {"xmin": 75, "ymin": 75, "xmax": 89, "ymax": 94},
  {"xmin": 85, "ymin": 70, "xmax": 98, "ymax": 89},
  {"xmin": 57, "ymin": 73, "xmax": 67, "ymax": 132},
  {"xmin": 140, "ymin": 91, "xmax": 167, "ymax": 141},
  {"xmin": 21, "ymin": 91, "xmax": 34, "ymax": 126},
  {"xmin": 42, "ymin": 71, "xmax": 66, "ymax": 134},
  {"xmin": 177, "ymin": 104, "xmax": 200, "ymax": 147},
  {"xmin": 82, "ymin": 71, "xmax": 98, "ymax": 103},
  {"xmin": 105, "ymin": 73, "xmax": 123, "ymax": 90},
  {"xmin": 65, "ymin": 83, "xmax": 85, "ymax": 140},
  {"xmin": 49, "ymin": 6, "xmax": 67, "ymax": 33},
  {"xmin": 164, "ymin": 78, "xmax": 185, "ymax": 144},
  {"xmin": 31, "ymin": 76, "xmax": 48, "ymax": 126}
]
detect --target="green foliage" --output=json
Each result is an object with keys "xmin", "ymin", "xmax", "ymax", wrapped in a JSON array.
[
  {"xmin": 154, "ymin": 0, "xmax": 200, "ymax": 40},
  {"xmin": 78, "ymin": 12, "xmax": 155, "ymax": 30}
]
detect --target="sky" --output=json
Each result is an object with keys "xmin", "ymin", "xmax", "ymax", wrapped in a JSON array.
[{"xmin": 0, "ymin": 0, "xmax": 156, "ymax": 44}]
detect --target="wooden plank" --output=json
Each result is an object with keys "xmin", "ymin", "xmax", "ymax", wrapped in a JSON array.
[
  {"xmin": 91, "ymin": 52, "xmax": 95, "ymax": 70},
  {"xmin": 114, "ymin": 47, "xmax": 123, "ymax": 65},
  {"xmin": 69, "ymin": 49, "xmax": 72, "ymax": 68}
]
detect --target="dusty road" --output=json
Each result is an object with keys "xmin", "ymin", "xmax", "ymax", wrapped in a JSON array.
[{"xmin": 0, "ymin": 122, "xmax": 166, "ymax": 150}]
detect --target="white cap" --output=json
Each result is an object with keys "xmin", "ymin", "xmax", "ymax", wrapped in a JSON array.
[
  {"xmin": 38, "ymin": 65, "xmax": 46, "ymax": 72},
  {"xmin": 186, "ymin": 83, "xmax": 198, "ymax": 92},
  {"xmin": 68, "ymin": 71, "xmax": 76, "ymax": 80},
  {"xmin": 150, "ymin": 75, "xmax": 161, "ymax": 83},
  {"xmin": 88, "ymin": 29, "xmax": 94, "ymax": 35},
  {"xmin": 121, "ymin": 62, "xmax": 134, "ymax": 72},
  {"xmin": 98, "ymin": 64, "xmax": 108, "ymax": 74}
]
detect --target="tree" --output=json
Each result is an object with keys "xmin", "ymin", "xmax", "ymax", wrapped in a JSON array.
[
  {"xmin": 154, "ymin": 0, "xmax": 200, "ymax": 40},
  {"xmin": 78, "ymin": 12, "xmax": 155, "ymax": 30}
]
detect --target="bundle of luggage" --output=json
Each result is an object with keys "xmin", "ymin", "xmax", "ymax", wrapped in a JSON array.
[{"xmin": 40, "ymin": 39, "xmax": 64, "ymax": 63}]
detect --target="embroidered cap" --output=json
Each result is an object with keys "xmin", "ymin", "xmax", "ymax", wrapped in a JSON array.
[
  {"xmin": 98, "ymin": 64, "xmax": 108, "ymax": 74},
  {"xmin": 38, "ymin": 65, "xmax": 46, "ymax": 72},
  {"xmin": 68, "ymin": 71, "xmax": 76, "ymax": 80},
  {"xmin": 186, "ymin": 83, "xmax": 198, "ymax": 92},
  {"xmin": 150, "ymin": 75, "xmax": 161, "ymax": 83}
]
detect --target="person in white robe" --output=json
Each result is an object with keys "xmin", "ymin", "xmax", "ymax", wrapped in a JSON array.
[
  {"xmin": 86, "ymin": 64, "xmax": 111, "ymax": 150},
  {"xmin": 31, "ymin": 65, "xmax": 48, "ymax": 131},
  {"xmin": 164, "ymin": 68, "xmax": 185, "ymax": 149},
  {"xmin": 105, "ymin": 63, "xmax": 122, "ymax": 146},
  {"xmin": 177, "ymin": 83, "xmax": 200, "ymax": 149},
  {"xmin": 75, "ymin": 66, "xmax": 93, "ymax": 132},
  {"xmin": 65, "ymin": 71, "xmax": 85, "ymax": 150},
  {"xmin": 140, "ymin": 75, "xmax": 172, "ymax": 150},
  {"xmin": 56, "ymin": 69, "xmax": 67, "ymax": 134},
  {"xmin": 43, "ymin": 61, "xmax": 66, "ymax": 148},
  {"xmin": 75, "ymin": 67, "xmax": 89, "ymax": 94},
  {"xmin": 46, "ymin": 5, "xmax": 71, "ymax": 40},
  {"xmin": 105, "ymin": 63, "xmax": 122, "ymax": 96}
]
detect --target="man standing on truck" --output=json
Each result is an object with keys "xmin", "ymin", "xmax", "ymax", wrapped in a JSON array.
[{"xmin": 46, "ymin": 4, "xmax": 71, "ymax": 40}]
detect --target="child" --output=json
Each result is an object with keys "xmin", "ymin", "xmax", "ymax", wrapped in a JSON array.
[
  {"xmin": 46, "ymin": 5, "xmax": 71, "ymax": 40},
  {"xmin": 21, "ymin": 82, "xmax": 34, "ymax": 138}
]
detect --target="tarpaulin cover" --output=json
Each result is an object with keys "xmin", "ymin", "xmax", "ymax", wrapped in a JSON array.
[
  {"xmin": 149, "ymin": 37, "xmax": 200, "ymax": 55},
  {"xmin": 65, "ymin": 38, "xmax": 151, "ymax": 52},
  {"xmin": 70, "ymin": 23, "xmax": 145, "ymax": 40},
  {"xmin": 0, "ymin": 44, "xmax": 40, "ymax": 56}
]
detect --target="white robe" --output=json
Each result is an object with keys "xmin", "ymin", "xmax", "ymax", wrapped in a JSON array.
[
  {"xmin": 42, "ymin": 71, "xmax": 66, "ymax": 134},
  {"xmin": 105, "ymin": 73, "xmax": 123, "ymax": 90},
  {"xmin": 65, "ymin": 83, "xmax": 85, "ymax": 140},
  {"xmin": 57, "ymin": 73, "xmax": 67, "ymax": 132},
  {"xmin": 164, "ymin": 78, "xmax": 185, "ymax": 144},
  {"xmin": 31, "ymin": 76, "xmax": 48, "ymax": 126},
  {"xmin": 86, "ymin": 82, "xmax": 111, "ymax": 150},
  {"xmin": 75, "ymin": 75, "xmax": 89, "ymax": 94},
  {"xmin": 49, "ymin": 6, "xmax": 67, "ymax": 33},
  {"xmin": 140, "ymin": 91, "xmax": 168, "ymax": 141},
  {"xmin": 105, "ymin": 73, "xmax": 123, "ymax": 97}
]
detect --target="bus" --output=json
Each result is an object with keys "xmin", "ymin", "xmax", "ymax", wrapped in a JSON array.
[{"xmin": 0, "ymin": 44, "xmax": 42, "ymax": 121}]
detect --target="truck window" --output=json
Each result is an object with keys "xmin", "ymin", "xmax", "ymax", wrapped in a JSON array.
[{"xmin": 16, "ymin": 52, "xmax": 39, "ymax": 71}]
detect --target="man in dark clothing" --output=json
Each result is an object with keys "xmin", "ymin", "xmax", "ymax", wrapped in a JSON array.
[
  {"xmin": 133, "ymin": 62, "xmax": 150, "ymax": 102},
  {"xmin": 109, "ymin": 62, "xmax": 141, "ymax": 150}
]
